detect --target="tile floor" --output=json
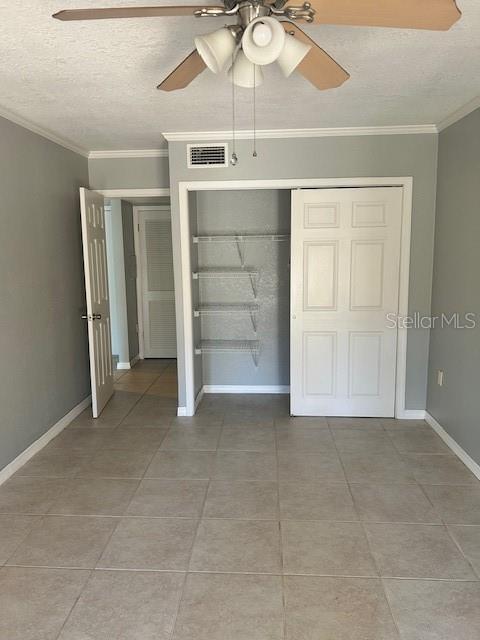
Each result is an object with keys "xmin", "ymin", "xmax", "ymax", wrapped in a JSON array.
[{"xmin": 0, "ymin": 360, "xmax": 480, "ymax": 639}]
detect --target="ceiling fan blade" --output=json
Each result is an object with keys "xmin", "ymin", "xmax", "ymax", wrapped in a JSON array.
[
  {"xmin": 157, "ymin": 50, "xmax": 206, "ymax": 91},
  {"xmin": 53, "ymin": 5, "xmax": 220, "ymax": 21},
  {"xmin": 282, "ymin": 22, "xmax": 349, "ymax": 90},
  {"xmin": 303, "ymin": 0, "xmax": 461, "ymax": 30}
]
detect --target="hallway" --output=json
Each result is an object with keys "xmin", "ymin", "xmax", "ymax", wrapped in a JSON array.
[{"xmin": 0, "ymin": 361, "xmax": 479, "ymax": 639}]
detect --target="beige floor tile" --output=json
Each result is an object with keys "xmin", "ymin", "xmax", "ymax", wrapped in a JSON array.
[
  {"xmin": 222, "ymin": 414, "xmax": 275, "ymax": 428},
  {"xmin": 448, "ymin": 526, "xmax": 480, "ymax": 576},
  {"xmin": 172, "ymin": 415, "xmax": 224, "ymax": 427},
  {"xmin": 340, "ymin": 451, "xmax": 415, "ymax": 484},
  {"xmin": 332, "ymin": 428, "xmax": 397, "ymax": 453},
  {"xmin": 279, "ymin": 482, "xmax": 356, "ymax": 521},
  {"xmin": 48, "ymin": 478, "xmax": 139, "ymax": 515},
  {"xmin": 213, "ymin": 451, "xmax": 277, "ymax": 481},
  {"xmin": 284, "ymin": 576, "xmax": 400, "ymax": 640},
  {"xmin": 382, "ymin": 419, "xmax": 428, "ymax": 430},
  {"xmin": 383, "ymin": 578, "xmax": 480, "ymax": 640},
  {"xmin": 161, "ymin": 426, "xmax": 221, "ymax": 451},
  {"xmin": 219, "ymin": 426, "xmax": 275, "ymax": 452},
  {"xmin": 282, "ymin": 520, "xmax": 377, "ymax": 576},
  {"xmin": 0, "ymin": 477, "xmax": 65, "ymax": 514},
  {"xmin": 422, "ymin": 484, "xmax": 480, "ymax": 524},
  {"xmin": 126, "ymin": 479, "xmax": 208, "ymax": 517},
  {"xmin": 0, "ymin": 566, "xmax": 90, "ymax": 640},
  {"xmin": 102, "ymin": 427, "xmax": 168, "ymax": 452},
  {"xmin": 172, "ymin": 573, "xmax": 284, "ymax": 640},
  {"xmin": 274, "ymin": 416, "xmax": 329, "ymax": 428},
  {"xmin": 146, "ymin": 450, "xmax": 215, "ymax": 479},
  {"xmin": 43, "ymin": 428, "xmax": 116, "ymax": 453},
  {"xmin": 275, "ymin": 426, "xmax": 336, "ymax": 452},
  {"xmin": 350, "ymin": 483, "xmax": 441, "ymax": 523},
  {"xmin": 15, "ymin": 450, "xmax": 90, "ymax": 478},
  {"xmin": 328, "ymin": 417, "xmax": 383, "ymax": 429},
  {"xmin": 98, "ymin": 517, "xmax": 197, "ymax": 570},
  {"xmin": 278, "ymin": 451, "xmax": 345, "ymax": 483},
  {"xmin": 364, "ymin": 523, "xmax": 476, "ymax": 579},
  {"xmin": 120, "ymin": 411, "xmax": 174, "ymax": 428},
  {"xmin": 404, "ymin": 454, "xmax": 478, "ymax": 485},
  {"xmin": 0, "ymin": 515, "xmax": 41, "ymax": 564},
  {"xmin": 7, "ymin": 515, "xmax": 117, "ymax": 569},
  {"xmin": 389, "ymin": 428, "xmax": 451, "ymax": 454},
  {"xmin": 58, "ymin": 570, "xmax": 184, "ymax": 640},
  {"xmin": 203, "ymin": 481, "xmax": 279, "ymax": 519},
  {"xmin": 76, "ymin": 449, "xmax": 154, "ymax": 478},
  {"xmin": 190, "ymin": 519, "xmax": 282, "ymax": 573},
  {"xmin": 68, "ymin": 408, "xmax": 124, "ymax": 429}
]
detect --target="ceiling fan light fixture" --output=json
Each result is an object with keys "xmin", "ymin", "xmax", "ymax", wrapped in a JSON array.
[
  {"xmin": 242, "ymin": 16, "xmax": 285, "ymax": 65},
  {"xmin": 277, "ymin": 32, "xmax": 312, "ymax": 78},
  {"xmin": 228, "ymin": 50, "xmax": 264, "ymax": 88},
  {"xmin": 194, "ymin": 27, "xmax": 237, "ymax": 74}
]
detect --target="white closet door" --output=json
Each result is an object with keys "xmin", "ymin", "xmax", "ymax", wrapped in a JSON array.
[
  {"xmin": 79, "ymin": 188, "xmax": 114, "ymax": 417},
  {"xmin": 138, "ymin": 208, "xmax": 177, "ymax": 358},
  {"xmin": 290, "ymin": 187, "xmax": 403, "ymax": 417}
]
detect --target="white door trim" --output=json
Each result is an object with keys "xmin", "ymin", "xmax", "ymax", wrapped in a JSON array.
[
  {"xmin": 177, "ymin": 177, "xmax": 413, "ymax": 417},
  {"xmin": 133, "ymin": 205, "xmax": 172, "ymax": 360}
]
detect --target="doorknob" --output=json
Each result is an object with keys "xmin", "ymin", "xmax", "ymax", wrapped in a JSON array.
[{"xmin": 81, "ymin": 314, "xmax": 102, "ymax": 321}]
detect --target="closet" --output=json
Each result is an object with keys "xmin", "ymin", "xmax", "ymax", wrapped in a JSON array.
[{"xmin": 191, "ymin": 189, "xmax": 291, "ymax": 390}]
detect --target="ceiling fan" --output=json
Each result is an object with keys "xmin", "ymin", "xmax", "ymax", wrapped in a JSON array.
[{"xmin": 53, "ymin": 0, "xmax": 462, "ymax": 92}]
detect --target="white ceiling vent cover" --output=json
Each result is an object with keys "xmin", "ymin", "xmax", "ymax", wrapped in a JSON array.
[{"xmin": 187, "ymin": 143, "xmax": 229, "ymax": 169}]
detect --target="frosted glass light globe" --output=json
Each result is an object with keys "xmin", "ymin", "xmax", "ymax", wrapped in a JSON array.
[{"xmin": 252, "ymin": 22, "xmax": 272, "ymax": 47}]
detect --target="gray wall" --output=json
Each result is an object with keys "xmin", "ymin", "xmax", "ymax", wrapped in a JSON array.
[
  {"xmin": 195, "ymin": 189, "xmax": 290, "ymax": 386},
  {"xmin": 427, "ymin": 108, "xmax": 480, "ymax": 463},
  {"xmin": 105, "ymin": 200, "xmax": 130, "ymax": 364},
  {"xmin": 169, "ymin": 135, "xmax": 438, "ymax": 409},
  {"xmin": 121, "ymin": 200, "xmax": 139, "ymax": 361},
  {"xmin": 89, "ymin": 156, "xmax": 169, "ymax": 190},
  {"xmin": 0, "ymin": 116, "xmax": 90, "ymax": 471}
]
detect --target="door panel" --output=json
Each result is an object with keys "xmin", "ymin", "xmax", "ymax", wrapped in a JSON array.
[
  {"xmin": 79, "ymin": 188, "xmax": 114, "ymax": 417},
  {"xmin": 291, "ymin": 187, "xmax": 403, "ymax": 417},
  {"xmin": 137, "ymin": 208, "xmax": 177, "ymax": 358}
]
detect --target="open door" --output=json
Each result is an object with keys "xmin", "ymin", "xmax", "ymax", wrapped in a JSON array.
[{"xmin": 80, "ymin": 187, "xmax": 114, "ymax": 417}]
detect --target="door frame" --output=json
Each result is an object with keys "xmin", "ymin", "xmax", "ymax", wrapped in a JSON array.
[
  {"xmin": 133, "ymin": 204, "xmax": 173, "ymax": 359},
  {"xmin": 177, "ymin": 177, "xmax": 414, "ymax": 418}
]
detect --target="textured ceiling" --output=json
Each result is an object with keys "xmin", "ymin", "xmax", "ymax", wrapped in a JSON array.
[{"xmin": 0, "ymin": 0, "xmax": 479, "ymax": 151}]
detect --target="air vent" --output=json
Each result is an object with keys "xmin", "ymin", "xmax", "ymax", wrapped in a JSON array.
[{"xmin": 187, "ymin": 143, "xmax": 228, "ymax": 169}]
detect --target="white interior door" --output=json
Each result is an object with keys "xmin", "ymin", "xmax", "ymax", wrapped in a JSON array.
[
  {"xmin": 291, "ymin": 187, "xmax": 403, "ymax": 417},
  {"xmin": 80, "ymin": 188, "xmax": 114, "ymax": 417},
  {"xmin": 137, "ymin": 207, "xmax": 177, "ymax": 358}
]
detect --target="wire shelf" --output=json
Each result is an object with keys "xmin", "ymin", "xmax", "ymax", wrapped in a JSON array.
[
  {"xmin": 195, "ymin": 339, "xmax": 260, "ymax": 366},
  {"xmin": 194, "ymin": 303, "xmax": 260, "ymax": 331},
  {"xmin": 193, "ymin": 234, "xmax": 290, "ymax": 243},
  {"xmin": 192, "ymin": 268, "xmax": 259, "ymax": 297}
]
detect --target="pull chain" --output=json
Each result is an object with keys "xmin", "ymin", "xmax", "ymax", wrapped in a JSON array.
[
  {"xmin": 231, "ymin": 52, "xmax": 238, "ymax": 166},
  {"xmin": 253, "ymin": 65, "xmax": 257, "ymax": 158}
]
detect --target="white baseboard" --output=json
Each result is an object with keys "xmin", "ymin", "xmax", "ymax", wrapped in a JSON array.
[
  {"xmin": 203, "ymin": 385, "xmax": 290, "ymax": 394},
  {"xmin": 425, "ymin": 412, "xmax": 480, "ymax": 481},
  {"xmin": 117, "ymin": 354, "xmax": 140, "ymax": 371},
  {"xmin": 0, "ymin": 395, "xmax": 92, "ymax": 486},
  {"xmin": 177, "ymin": 406, "xmax": 188, "ymax": 416},
  {"xmin": 395, "ymin": 409, "xmax": 426, "ymax": 420}
]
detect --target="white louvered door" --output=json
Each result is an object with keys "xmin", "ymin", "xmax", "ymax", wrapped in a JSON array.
[
  {"xmin": 291, "ymin": 187, "xmax": 403, "ymax": 417},
  {"xmin": 137, "ymin": 207, "xmax": 177, "ymax": 358},
  {"xmin": 79, "ymin": 188, "xmax": 114, "ymax": 417}
]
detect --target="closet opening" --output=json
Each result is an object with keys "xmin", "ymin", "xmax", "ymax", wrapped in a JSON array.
[{"xmin": 190, "ymin": 189, "xmax": 292, "ymax": 402}]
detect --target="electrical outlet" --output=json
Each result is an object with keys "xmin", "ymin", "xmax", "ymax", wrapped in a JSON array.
[{"xmin": 437, "ymin": 370, "xmax": 444, "ymax": 387}]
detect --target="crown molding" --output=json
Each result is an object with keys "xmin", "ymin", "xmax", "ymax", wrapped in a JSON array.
[
  {"xmin": 89, "ymin": 149, "xmax": 169, "ymax": 159},
  {"xmin": 163, "ymin": 124, "xmax": 438, "ymax": 142},
  {"xmin": 0, "ymin": 105, "xmax": 89, "ymax": 158},
  {"xmin": 437, "ymin": 96, "xmax": 480, "ymax": 132}
]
